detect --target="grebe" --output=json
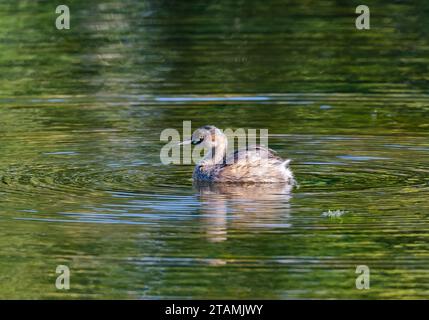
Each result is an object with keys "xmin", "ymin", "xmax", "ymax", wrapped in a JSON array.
[{"xmin": 180, "ymin": 125, "xmax": 295, "ymax": 184}]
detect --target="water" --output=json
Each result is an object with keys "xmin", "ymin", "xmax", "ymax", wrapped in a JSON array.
[{"xmin": 1, "ymin": 0, "xmax": 429, "ymax": 299}]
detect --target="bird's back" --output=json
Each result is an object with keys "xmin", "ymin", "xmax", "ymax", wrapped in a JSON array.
[{"xmin": 211, "ymin": 145, "xmax": 294, "ymax": 183}]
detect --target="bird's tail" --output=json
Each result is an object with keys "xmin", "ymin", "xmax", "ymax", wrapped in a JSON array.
[
  {"xmin": 282, "ymin": 159, "xmax": 291, "ymax": 167},
  {"xmin": 282, "ymin": 159, "xmax": 299, "ymax": 188}
]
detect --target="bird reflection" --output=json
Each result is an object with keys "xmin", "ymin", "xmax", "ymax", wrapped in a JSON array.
[{"xmin": 195, "ymin": 182, "xmax": 293, "ymax": 243}]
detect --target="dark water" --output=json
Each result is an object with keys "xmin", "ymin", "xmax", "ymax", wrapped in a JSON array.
[{"xmin": 1, "ymin": 0, "xmax": 429, "ymax": 299}]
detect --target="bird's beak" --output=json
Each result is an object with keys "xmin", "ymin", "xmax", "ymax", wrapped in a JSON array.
[{"xmin": 178, "ymin": 139, "xmax": 192, "ymax": 145}]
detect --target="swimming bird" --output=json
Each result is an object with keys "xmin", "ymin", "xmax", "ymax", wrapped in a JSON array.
[{"xmin": 180, "ymin": 125, "xmax": 294, "ymax": 184}]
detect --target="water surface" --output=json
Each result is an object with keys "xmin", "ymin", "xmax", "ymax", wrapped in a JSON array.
[{"xmin": 1, "ymin": 0, "xmax": 429, "ymax": 299}]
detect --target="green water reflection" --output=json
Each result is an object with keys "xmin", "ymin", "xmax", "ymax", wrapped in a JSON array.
[{"xmin": 0, "ymin": 0, "xmax": 429, "ymax": 299}]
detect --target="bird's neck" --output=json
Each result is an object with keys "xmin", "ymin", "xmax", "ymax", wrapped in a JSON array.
[{"xmin": 201, "ymin": 141, "xmax": 228, "ymax": 166}]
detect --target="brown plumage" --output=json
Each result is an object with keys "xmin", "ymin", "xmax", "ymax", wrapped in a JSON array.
[{"xmin": 182, "ymin": 125, "xmax": 295, "ymax": 184}]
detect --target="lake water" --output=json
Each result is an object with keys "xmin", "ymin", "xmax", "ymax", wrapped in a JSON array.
[{"xmin": 1, "ymin": 0, "xmax": 429, "ymax": 299}]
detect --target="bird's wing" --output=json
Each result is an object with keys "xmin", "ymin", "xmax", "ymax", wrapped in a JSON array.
[{"xmin": 224, "ymin": 144, "xmax": 283, "ymax": 165}]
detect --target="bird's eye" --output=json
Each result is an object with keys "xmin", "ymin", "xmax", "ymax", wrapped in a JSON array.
[{"xmin": 192, "ymin": 135, "xmax": 204, "ymax": 145}]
